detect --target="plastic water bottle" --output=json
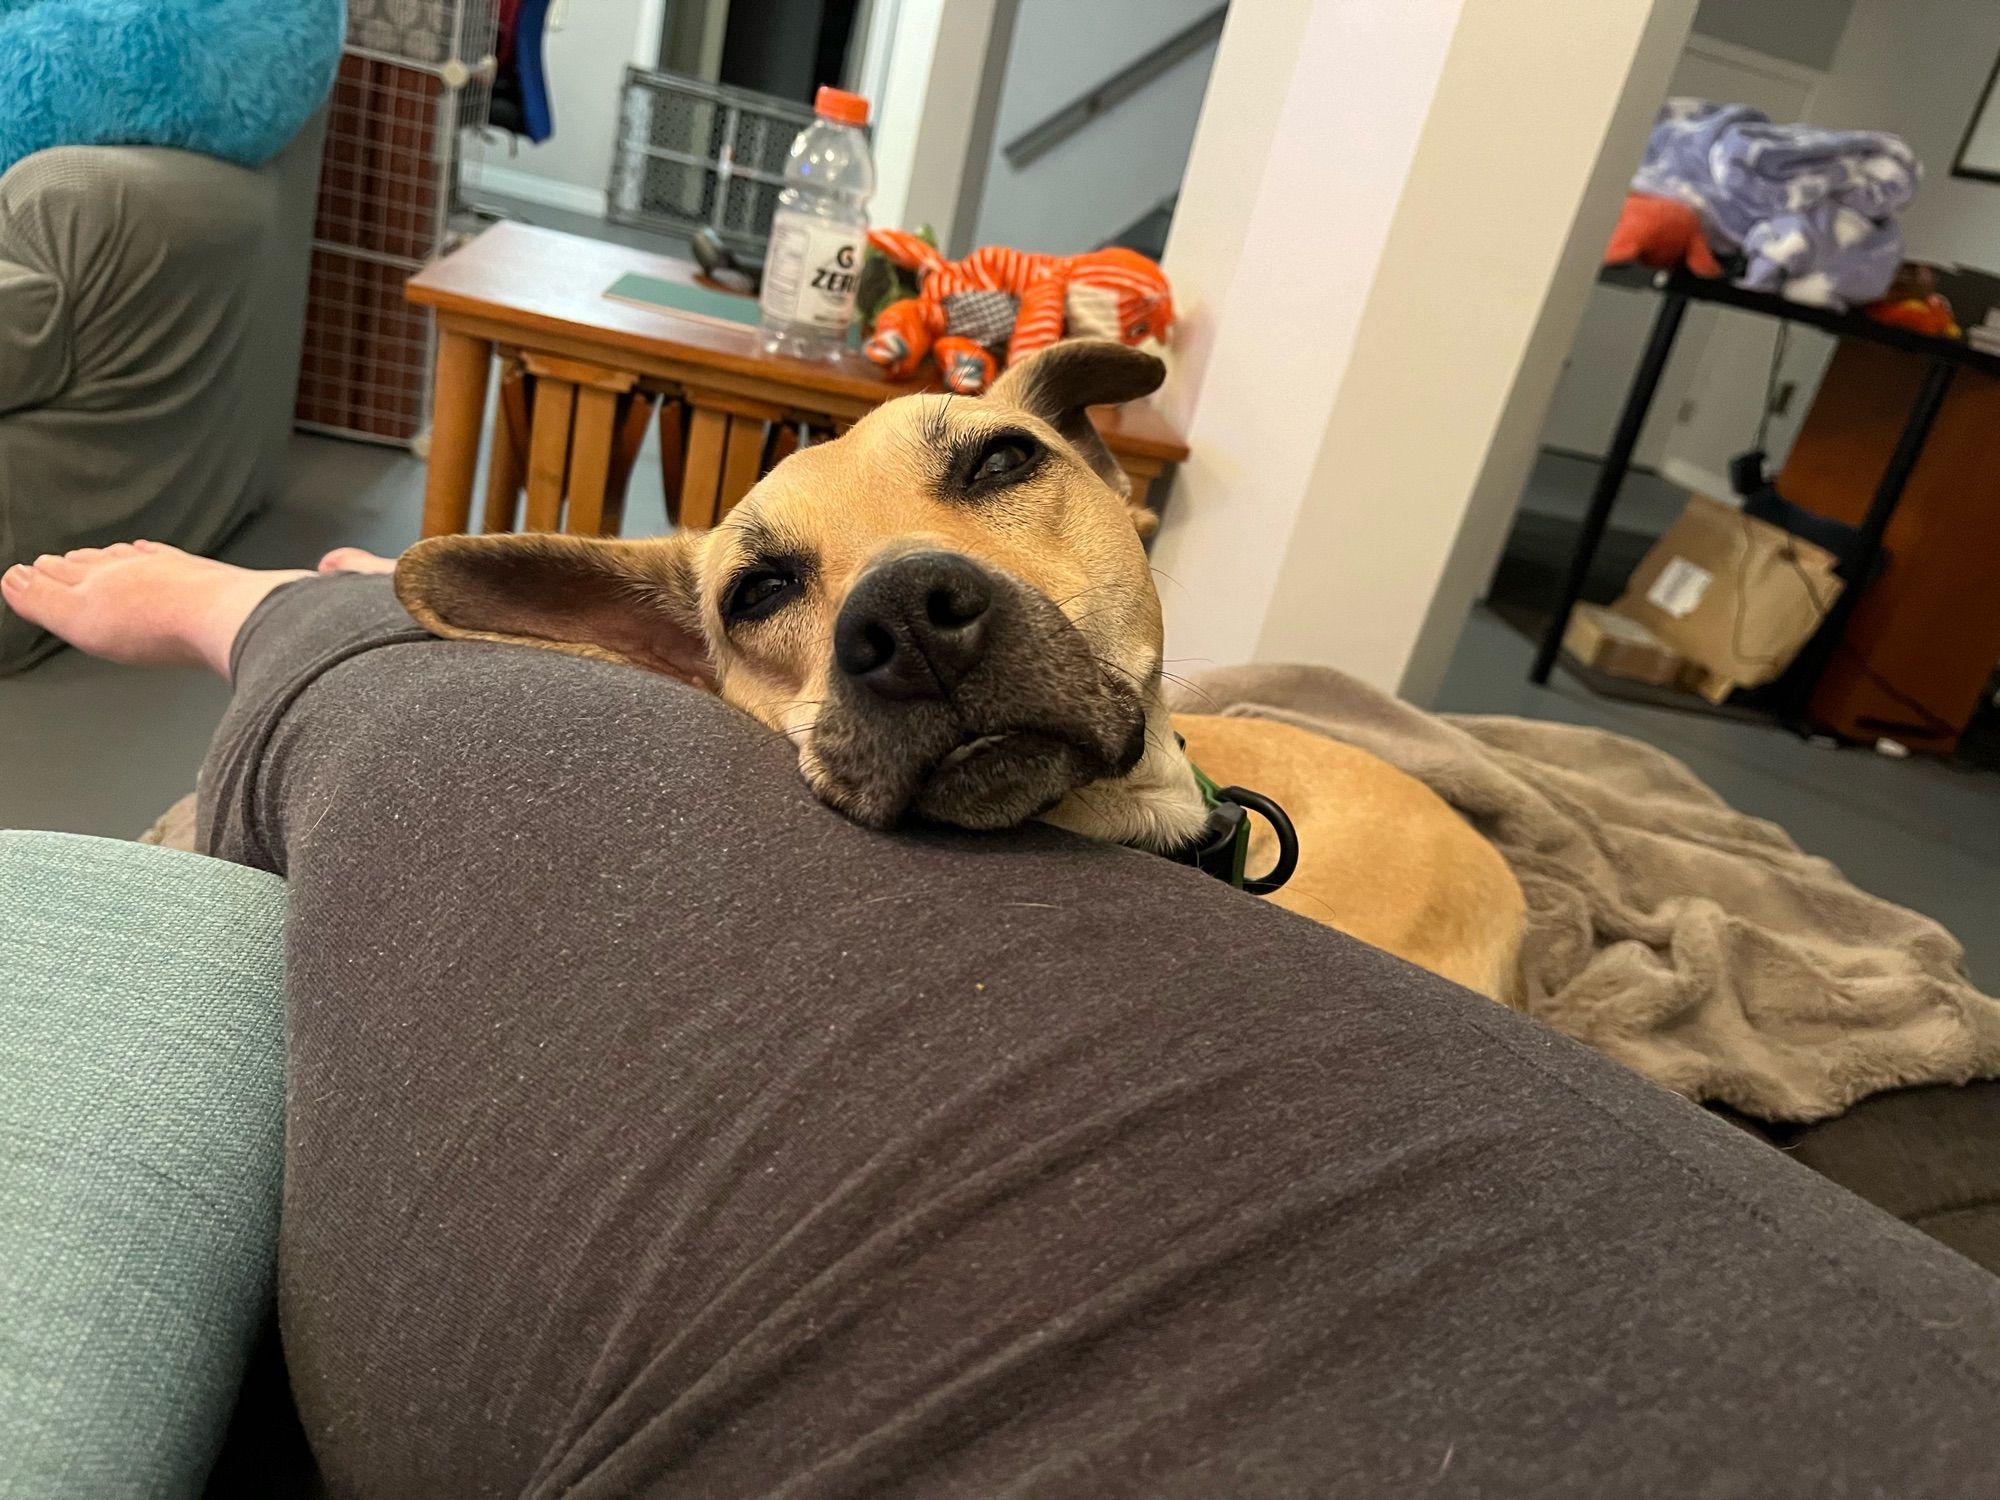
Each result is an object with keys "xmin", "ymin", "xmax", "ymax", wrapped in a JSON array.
[{"xmin": 760, "ymin": 86, "xmax": 875, "ymax": 360}]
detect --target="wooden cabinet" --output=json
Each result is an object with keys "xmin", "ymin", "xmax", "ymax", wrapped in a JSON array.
[{"xmin": 1777, "ymin": 340, "xmax": 2000, "ymax": 751}]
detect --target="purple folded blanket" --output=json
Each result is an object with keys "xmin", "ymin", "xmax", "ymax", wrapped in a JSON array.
[{"xmin": 1633, "ymin": 98, "xmax": 1920, "ymax": 308}]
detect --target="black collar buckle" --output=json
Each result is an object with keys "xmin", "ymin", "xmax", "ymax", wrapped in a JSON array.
[{"xmin": 1164, "ymin": 783, "xmax": 1300, "ymax": 895}]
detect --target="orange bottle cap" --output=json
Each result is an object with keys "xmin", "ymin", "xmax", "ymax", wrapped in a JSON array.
[{"xmin": 815, "ymin": 86, "xmax": 870, "ymax": 127}]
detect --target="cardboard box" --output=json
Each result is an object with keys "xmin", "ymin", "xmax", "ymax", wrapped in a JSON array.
[
  {"xmin": 1563, "ymin": 604, "xmax": 1688, "ymax": 686},
  {"xmin": 1613, "ymin": 494, "xmax": 1843, "ymax": 703}
]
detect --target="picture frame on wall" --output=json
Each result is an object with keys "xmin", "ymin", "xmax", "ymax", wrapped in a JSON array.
[{"xmin": 1955, "ymin": 53, "xmax": 2000, "ymax": 182}]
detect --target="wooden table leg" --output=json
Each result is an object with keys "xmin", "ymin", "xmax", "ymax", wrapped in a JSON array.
[
  {"xmin": 680, "ymin": 405, "xmax": 730, "ymax": 530},
  {"xmin": 657, "ymin": 397, "xmax": 687, "ymax": 528},
  {"xmin": 420, "ymin": 326, "xmax": 494, "ymax": 537},
  {"xmin": 481, "ymin": 357, "xmax": 527, "ymax": 534},
  {"xmin": 601, "ymin": 393, "xmax": 658, "ymax": 537},
  {"xmin": 765, "ymin": 421, "xmax": 801, "ymax": 475},
  {"xmin": 564, "ymin": 384, "xmax": 621, "ymax": 536},
  {"xmin": 718, "ymin": 415, "xmax": 769, "ymax": 518},
  {"xmin": 524, "ymin": 378, "xmax": 576, "ymax": 532}
]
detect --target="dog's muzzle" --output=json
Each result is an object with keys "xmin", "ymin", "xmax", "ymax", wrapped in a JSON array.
[{"xmin": 810, "ymin": 550, "xmax": 1147, "ymax": 830}]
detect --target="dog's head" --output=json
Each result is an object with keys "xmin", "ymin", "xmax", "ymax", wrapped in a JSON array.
[{"xmin": 395, "ymin": 339, "xmax": 1206, "ymax": 849}]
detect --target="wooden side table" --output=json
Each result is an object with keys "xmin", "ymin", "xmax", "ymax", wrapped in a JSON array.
[{"xmin": 404, "ymin": 223, "xmax": 1189, "ymax": 539}]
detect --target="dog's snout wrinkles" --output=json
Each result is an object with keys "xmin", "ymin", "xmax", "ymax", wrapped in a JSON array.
[{"xmin": 835, "ymin": 551, "xmax": 993, "ymax": 701}]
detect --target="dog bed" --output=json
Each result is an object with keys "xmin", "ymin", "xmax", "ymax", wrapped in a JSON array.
[{"xmin": 0, "ymin": 0, "xmax": 344, "ymax": 178}]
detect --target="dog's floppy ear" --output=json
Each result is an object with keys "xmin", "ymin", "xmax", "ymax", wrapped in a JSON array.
[
  {"xmin": 394, "ymin": 531, "xmax": 714, "ymax": 688},
  {"xmin": 987, "ymin": 339, "xmax": 1165, "ymax": 530}
]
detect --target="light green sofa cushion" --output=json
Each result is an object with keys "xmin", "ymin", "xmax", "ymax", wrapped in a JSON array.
[{"xmin": 0, "ymin": 831, "xmax": 286, "ymax": 1498}]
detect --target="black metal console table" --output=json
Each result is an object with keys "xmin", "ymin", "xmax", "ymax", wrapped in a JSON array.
[{"xmin": 1531, "ymin": 263, "xmax": 2000, "ymax": 726}]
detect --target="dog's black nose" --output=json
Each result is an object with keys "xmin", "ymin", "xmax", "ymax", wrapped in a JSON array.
[{"xmin": 835, "ymin": 551, "xmax": 994, "ymax": 700}]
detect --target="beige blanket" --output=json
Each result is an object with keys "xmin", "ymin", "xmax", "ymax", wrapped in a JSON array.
[{"xmin": 1184, "ymin": 663, "xmax": 2000, "ymax": 1122}]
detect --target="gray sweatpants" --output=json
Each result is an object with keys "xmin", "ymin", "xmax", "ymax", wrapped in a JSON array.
[{"xmin": 201, "ymin": 576, "xmax": 2000, "ymax": 1498}]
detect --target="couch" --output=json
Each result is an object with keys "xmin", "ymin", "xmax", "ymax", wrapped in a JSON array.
[
  {"xmin": 0, "ymin": 832, "xmax": 288, "ymax": 1496},
  {"xmin": 0, "ymin": 113, "xmax": 326, "ymax": 674}
]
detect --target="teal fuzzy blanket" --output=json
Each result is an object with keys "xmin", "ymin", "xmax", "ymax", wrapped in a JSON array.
[{"xmin": 0, "ymin": 0, "xmax": 344, "ymax": 177}]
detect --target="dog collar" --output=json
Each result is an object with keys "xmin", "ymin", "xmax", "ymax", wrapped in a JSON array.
[{"xmin": 1163, "ymin": 750, "xmax": 1299, "ymax": 895}]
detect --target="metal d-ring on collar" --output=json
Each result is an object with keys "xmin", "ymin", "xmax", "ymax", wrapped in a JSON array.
[{"xmin": 1163, "ymin": 736, "xmax": 1299, "ymax": 895}]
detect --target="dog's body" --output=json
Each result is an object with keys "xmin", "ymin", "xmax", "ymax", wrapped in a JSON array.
[
  {"xmin": 1175, "ymin": 714, "xmax": 1522, "ymax": 998},
  {"xmin": 397, "ymin": 340, "xmax": 1523, "ymax": 998}
]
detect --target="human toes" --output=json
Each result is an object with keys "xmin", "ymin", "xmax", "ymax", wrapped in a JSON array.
[
  {"xmin": 4, "ymin": 561, "xmax": 80, "ymax": 633},
  {"xmin": 31, "ymin": 553, "xmax": 84, "ymax": 584},
  {"xmin": 318, "ymin": 547, "xmax": 398, "ymax": 575}
]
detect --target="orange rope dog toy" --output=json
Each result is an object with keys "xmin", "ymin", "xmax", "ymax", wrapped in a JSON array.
[{"xmin": 863, "ymin": 230, "xmax": 1174, "ymax": 393}]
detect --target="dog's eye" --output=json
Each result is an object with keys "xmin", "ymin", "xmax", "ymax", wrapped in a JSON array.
[
  {"xmin": 723, "ymin": 566, "xmax": 799, "ymax": 623},
  {"xmin": 968, "ymin": 434, "xmax": 1041, "ymax": 489}
]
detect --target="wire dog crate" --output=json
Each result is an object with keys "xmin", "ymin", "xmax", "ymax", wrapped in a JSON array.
[
  {"xmin": 607, "ymin": 69, "xmax": 816, "ymax": 261},
  {"xmin": 296, "ymin": 0, "xmax": 499, "ymax": 448}
]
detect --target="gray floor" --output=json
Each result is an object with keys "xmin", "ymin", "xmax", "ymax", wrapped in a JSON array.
[
  {"xmin": 3, "ymin": 432, "xmax": 1995, "ymax": 986},
  {"xmin": 0, "ymin": 422, "xmax": 674, "ymax": 844},
  {"xmin": 1517, "ymin": 448, "xmax": 1690, "ymax": 536}
]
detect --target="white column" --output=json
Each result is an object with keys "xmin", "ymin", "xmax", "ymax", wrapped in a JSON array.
[
  {"xmin": 866, "ymin": 0, "xmax": 1005, "ymax": 249},
  {"xmin": 631, "ymin": 0, "xmax": 666, "ymax": 66},
  {"xmin": 1153, "ymin": 0, "xmax": 1697, "ymax": 702}
]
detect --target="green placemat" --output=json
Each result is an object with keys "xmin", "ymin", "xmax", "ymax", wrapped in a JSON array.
[{"xmin": 604, "ymin": 270, "xmax": 761, "ymax": 328}]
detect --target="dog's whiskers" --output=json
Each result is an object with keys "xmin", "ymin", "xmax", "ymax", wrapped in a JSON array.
[
  {"xmin": 1051, "ymin": 580, "xmax": 1138, "ymax": 615},
  {"xmin": 1148, "ymin": 566, "xmax": 1193, "ymax": 604}
]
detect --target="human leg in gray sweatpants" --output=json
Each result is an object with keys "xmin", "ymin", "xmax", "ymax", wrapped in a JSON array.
[{"xmin": 203, "ymin": 574, "xmax": 2000, "ymax": 1498}]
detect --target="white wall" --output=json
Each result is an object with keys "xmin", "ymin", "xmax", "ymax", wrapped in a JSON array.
[
  {"xmin": 968, "ymin": 0, "xmax": 1218, "ymax": 254},
  {"xmin": 866, "ymin": 0, "xmax": 1005, "ymax": 246},
  {"xmin": 1691, "ymin": 0, "xmax": 1857, "ymax": 72},
  {"xmin": 462, "ymin": 0, "xmax": 655, "ymax": 216},
  {"xmin": 1152, "ymin": 0, "xmax": 1697, "ymax": 702},
  {"xmin": 1809, "ymin": 0, "xmax": 2000, "ymax": 275}
]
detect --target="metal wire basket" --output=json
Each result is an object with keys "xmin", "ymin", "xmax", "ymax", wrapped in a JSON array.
[{"xmin": 608, "ymin": 68, "xmax": 817, "ymax": 261}]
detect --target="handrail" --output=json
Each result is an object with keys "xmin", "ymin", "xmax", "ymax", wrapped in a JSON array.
[{"xmin": 1001, "ymin": 4, "xmax": 1227, "ymax": 171}]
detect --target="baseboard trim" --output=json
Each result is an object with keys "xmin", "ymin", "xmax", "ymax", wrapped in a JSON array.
[
  {"xmin": 1539, "ymin": 443, "xmax": 1663, "ymax": 477},
  {"xmin": 461, "ymin": 161, "xmax": 610, "ymax": 219},
  {"xmin": 1659, "ymin": 457, "xmax": 1735, "ymax": 503}
]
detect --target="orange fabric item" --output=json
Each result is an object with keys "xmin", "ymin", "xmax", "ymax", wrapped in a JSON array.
[
  {"xmin": 932, "ymin": 337, "xmax": 999, "ymax": 394},
  {"xmin": 861, "ymin": 231, "xmax": 1173, "ymax": 391},
  {"xmin": 1604, "ymin": 193, "xmax": 1724, "ymax": 278},
  {"xmin": 1864, "ymin": 295, "xmax": 1960, "ymax": 338},
  {"xmin": 864, "ymin": 299, "xmax": 934, "ymax": 377}
]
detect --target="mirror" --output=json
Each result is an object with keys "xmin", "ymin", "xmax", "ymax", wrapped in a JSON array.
[{"xmin": 1954, "ymin": 54, "xmax": 2000, "ymax": 182}]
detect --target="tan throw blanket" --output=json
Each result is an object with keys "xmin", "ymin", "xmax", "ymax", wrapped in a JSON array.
[{"xmin": 1184, "ymin": 663, "xmax": 2000, "ymax": 1122}]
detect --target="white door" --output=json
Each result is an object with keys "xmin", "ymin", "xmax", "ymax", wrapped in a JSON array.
[{"xmin": 1538, "ymin": 37, "xmax": 1826, "ymax": 479}]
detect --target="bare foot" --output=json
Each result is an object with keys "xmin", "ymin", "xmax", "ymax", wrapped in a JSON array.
[
  {"xmin": 0, "ymin": 541, "xmax": 311, "ymax": 677},
  {"xmin": 318, "ymin": 547, "xmax": 399, "ymax": 576}
]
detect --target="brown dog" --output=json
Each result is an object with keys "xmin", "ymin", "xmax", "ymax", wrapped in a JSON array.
[{"xmin": 395, "ymin": 340, "xmax": 1523, "ymax": 998}]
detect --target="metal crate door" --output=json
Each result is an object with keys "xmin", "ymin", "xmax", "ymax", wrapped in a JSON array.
[
  {"xmin": 608, "ymin": 69, "xmax": 816, "ymax": 261},
  {"xmin": 297, "ymin": 0, "xmax": 499, "ymax": 449}
]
